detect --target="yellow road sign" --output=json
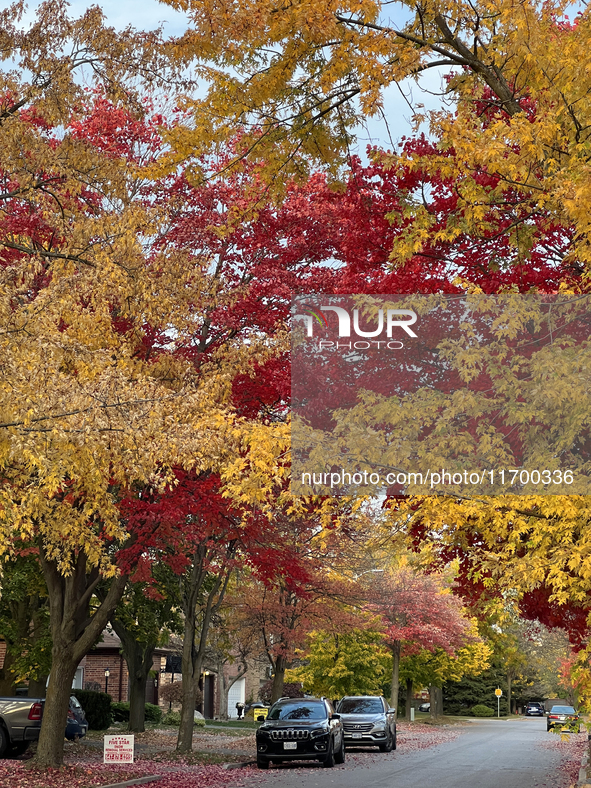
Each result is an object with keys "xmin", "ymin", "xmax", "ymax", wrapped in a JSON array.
[{"xmin": 495, "ymin": 689, "xmax": 502, "ymax": 697}]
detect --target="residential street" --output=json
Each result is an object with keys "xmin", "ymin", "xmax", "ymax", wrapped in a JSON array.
[{"xmin": 256, "ymin": 719, "xmax": 583, "ymax": 788}]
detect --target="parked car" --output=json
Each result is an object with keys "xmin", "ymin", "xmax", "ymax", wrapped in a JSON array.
[
  {"xmin": 256, "ymin": 696, "xmax": 344, "ymax": 769},
  {"xmin": 65, "ymin": 695, "xmax": 88, "ymax": 741},
  {"xmin": 418, "ymin": 702, "xmax": 430, "ymax": 713},
  {"xmin": 0, "ymin": 696, "xmax": 44, "ymax": 757},
  {"xmin": 547, "ymin": 705, "xmax": 579, "ymax": 732},
  {"xmin": 525, "ymin": 702, "xmax": 545, "ymax": 717},
  {"xmin": 336, "ymin": 696, "xmax": 396, "ymax": 752}
]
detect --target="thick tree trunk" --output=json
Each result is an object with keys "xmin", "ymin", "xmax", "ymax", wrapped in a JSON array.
[
  {"xmin": 270, "ymin": 655, "xmax": 286, "ymax": 705},
  {"xmin": 389, "ymin": 641, "xmax": 401, "ymax": 715},
  {"xmin": 35, "ymin": 650, "xmax": 78, "ymax": 766},
  {"xmin": 36, "ymin": 548, "xmax": 128, "ymax": 767},
  {"xmin": 405, "ymin": 678, "xmax": 413, "ymax": 721},
  {"xmin": 128, "ymin": 669, "xmax": 150, "ymax": 733}
]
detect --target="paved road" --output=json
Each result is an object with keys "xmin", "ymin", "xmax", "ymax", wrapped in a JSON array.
[{"xmin": 255, "ymin": 719, "xmax": 576, "ymax": 788}]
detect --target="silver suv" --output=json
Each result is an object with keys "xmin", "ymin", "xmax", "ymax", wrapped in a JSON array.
[{"xmin": 336, "ymin": 696, "xmax": 396, "ymax": 752}]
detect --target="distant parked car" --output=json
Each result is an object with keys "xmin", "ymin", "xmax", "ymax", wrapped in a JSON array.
[
  {"xmin": 525, "ymin": 702, "xmax": 545, "ymax": 717},
  {"xmin": 547, "ymin": 705, "xmax": 579, "ymax": 732},
  {"xmin": 65, "ymin": 695, "xmax": 88, "ymax": 741},
  {"xmin": 418, "ymin": 702, "xmax": 430, "ymax": 713}
]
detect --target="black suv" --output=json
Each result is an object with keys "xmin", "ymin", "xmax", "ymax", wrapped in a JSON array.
[{"xmin": 256, "ymin": 697, "xmax": 345, "ymax": 769}]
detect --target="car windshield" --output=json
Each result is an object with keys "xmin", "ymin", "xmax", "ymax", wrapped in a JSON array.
[
  {"xmin": 550, "ymin": 706, "xmax": 576, "ymax": 714},
  {"xmin": 338, "ymin": 698, "xmax": 383, "ymax": 714},
  {"xmin": 268, "ymin": 702, "xmax": 325, "ymax": 721}
]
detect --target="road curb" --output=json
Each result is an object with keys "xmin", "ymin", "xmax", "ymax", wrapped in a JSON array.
[
  {"xmin": 578, "ymin": 753, "xmax": 588, "ymax": 786},
  {"xmin": 97, "ymin": 775, "xmax": 164, "ymax": 788}
]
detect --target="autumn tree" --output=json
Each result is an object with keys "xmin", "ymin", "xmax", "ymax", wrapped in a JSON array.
[
  {"xmin": 288, "ymin": 628, "xmax": 391, "ymax": 700},
  {"xmin": 0, "ymin": 3, "xmax": 251, "ymax": 768},
  {"xmin": 366, "ymin": 567, "xmax": 471, "ymax": 713}
]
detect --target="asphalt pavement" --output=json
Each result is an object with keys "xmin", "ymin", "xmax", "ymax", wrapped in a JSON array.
[{"xmin": 255, "ymin": 718, "xmax": 576, "ymax": 788}]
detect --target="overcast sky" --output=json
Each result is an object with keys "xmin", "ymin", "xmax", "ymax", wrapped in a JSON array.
[{"xmin": 24, "ymin": 0, "xmax": 446, "ymax": 153}]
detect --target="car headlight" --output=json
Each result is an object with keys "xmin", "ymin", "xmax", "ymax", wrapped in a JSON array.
[
  {"xmin": 371, "ymin": 717, "xmax": 387, "ymax": 731},
  {"xmin": 311, "ymin": 726, "xmax": 330, "ymax": 738}
]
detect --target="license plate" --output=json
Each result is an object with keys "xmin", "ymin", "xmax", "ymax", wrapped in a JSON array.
[
  {"xmin": 559, "ymin": 716, "xmax": 565, "ymax": 720},
  {"xmin": 283, "ymin": 742, "xmax": 297, "ymax": 750},
  {"xmin": 352, "ymin": 733, "xmax": 363, "ymax": 739}
]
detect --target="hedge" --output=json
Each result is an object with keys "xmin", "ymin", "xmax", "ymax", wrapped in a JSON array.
[
  {"xmin": 471, "ymin": 704, "xmax": 495, "ymax": 717},
  {"xmin": 112, "ymin": 701, "xmax": 163, "ymax": 724},
  {"xmin": 72, "ymin": 689, "xmax": 112, "ymax": 729}
]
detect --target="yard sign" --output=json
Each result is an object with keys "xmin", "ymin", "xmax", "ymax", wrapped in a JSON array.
[{"xmin": 104, "ymin": 734, "xmax": 135, "ymax": 763}]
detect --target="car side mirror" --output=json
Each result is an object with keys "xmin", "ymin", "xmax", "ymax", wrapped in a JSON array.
[
  {"xmin": 331, "ymin": 713, "xmax": 340, "ymax": 720},
  {"xmin": 388, "ymin": 708, "xmax": 396, "ymax": 714}
]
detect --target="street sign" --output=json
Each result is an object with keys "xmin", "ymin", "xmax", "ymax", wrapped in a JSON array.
[
  {"xmin": 104, "ymin": 734, "xmax": 134, "ymax": 763},
  {"xmin": 495, "ymin": 689, "xmax": 502, "ymax": 697}
]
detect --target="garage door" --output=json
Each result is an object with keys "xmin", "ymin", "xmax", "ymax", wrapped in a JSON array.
[{"xmin": 227, "ymin": 677, "xmax": 246, "ymax": 718}]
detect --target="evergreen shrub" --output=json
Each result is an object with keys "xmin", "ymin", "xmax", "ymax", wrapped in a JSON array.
[
  {"xmin": 471, "ymin": 704, "xmax": 495, "ymax": 717},
  {"xmin": 72, "ymin": 689, "xmax": 112, "ymax": 729}
]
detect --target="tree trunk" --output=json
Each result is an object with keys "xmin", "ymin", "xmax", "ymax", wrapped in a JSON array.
[
  {"xmin": 405, "ymin": 678, "xmax": 413, "ymax": 721},
  {"xmin": 36, "ymin": 547, "xmax": 128, "ymax": 767},
  {"xmin": 429, "ymin": 685, "xmax": 439, "ymax": 718},
  {"xmin": 177, "ymin": 544, "xmax": 234, "ymax": 753},
  {"xmin": 28, "ymin": 676, "xmax": 48, "ymax": 698},
  {"xmin": 109, "ymin": 617, "xmax": 156, "ymax": 733},
  {"xmin": 507, "ymin": 674, "xmax": 512, "ymax": 716},
  {"xmin": 217, "ymin": 659, "xmax": 247, "ymax": 720},
  {"xmin": 270, "ymin": 655, "xmax": 286, "ymax": 705},
  {"xmin": 177, "ymin": 600, "xmax": 200, "ymax": 753},
  {"xmin": 35, "ymin": 649, "xmax": 78, "ymax": 766},
  {"xmin": 0, "ymin": 648, "xmax": 17, "ymax": 696},
  {"xmin": 389, "ymin": 640, "xmax": 401, "ymax": 715}
]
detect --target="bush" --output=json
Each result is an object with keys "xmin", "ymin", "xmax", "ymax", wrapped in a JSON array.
[
  {"xmin": 110, "ymin": 701, "xmax": 162, "ymax": 724},
  {"xmin": 159, "ymin": 680, "xmax": 202, "ymax": 708},
  {"xmin": 145, "ymin": 702, "xmax": 162, "ymax": 723},
  {"xmin": 72, "ymin": 689, "xmax": 112, "ymax": 729},
  {"xmin": 161, "ymin": 710, "xmax": 181, "ymax": 726},
  {"xmin": 160, "ymin": 709, "xmax": 205, "ymax": 727},
  {"xmin": 111, "ymin": 701, "xmax": 130, "ymax": 722},
  {"xmin": 471, "ymin": 704, "xmax": 495, "ymax": 717}
]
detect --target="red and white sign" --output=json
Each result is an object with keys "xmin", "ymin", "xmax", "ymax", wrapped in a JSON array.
[{"xmin": 104, "ymin": 734, "xmax": 134, "ymax": 763}]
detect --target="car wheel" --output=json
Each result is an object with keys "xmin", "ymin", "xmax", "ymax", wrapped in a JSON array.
[
  {"xmin": 392, "ymin": 730, "xmax": 397, "ymax": 751},
  {"xmin": 379, "ymin": 731, "xmax": 393, "ymax": 753},
  {"xmin": 6, "ymin": 742, "xmax": 30, "ymax": 758},
  {"xmin": 335, "ymin": 736, "xmax": 345, "ymax": 764},
  {"xmin": 0, "ymin": 726, "xmax": 9, "ymax": 758},
  {"xmin": 257, "ymin": 756, "xmax": 269, "ymax": 769},
  {"xmin": 322, "ymin": 739, "xmax": 335, "ymax": 768}
]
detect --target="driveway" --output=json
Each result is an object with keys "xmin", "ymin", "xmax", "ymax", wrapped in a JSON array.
[{"xmin": 255, "ymin": 718, "xmax": 583, "ymax": 788}]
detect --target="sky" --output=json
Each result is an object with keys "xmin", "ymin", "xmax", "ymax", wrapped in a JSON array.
[{"xmin": 22, "ymin": 0, "xmax": 447, "ymax": 154}]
